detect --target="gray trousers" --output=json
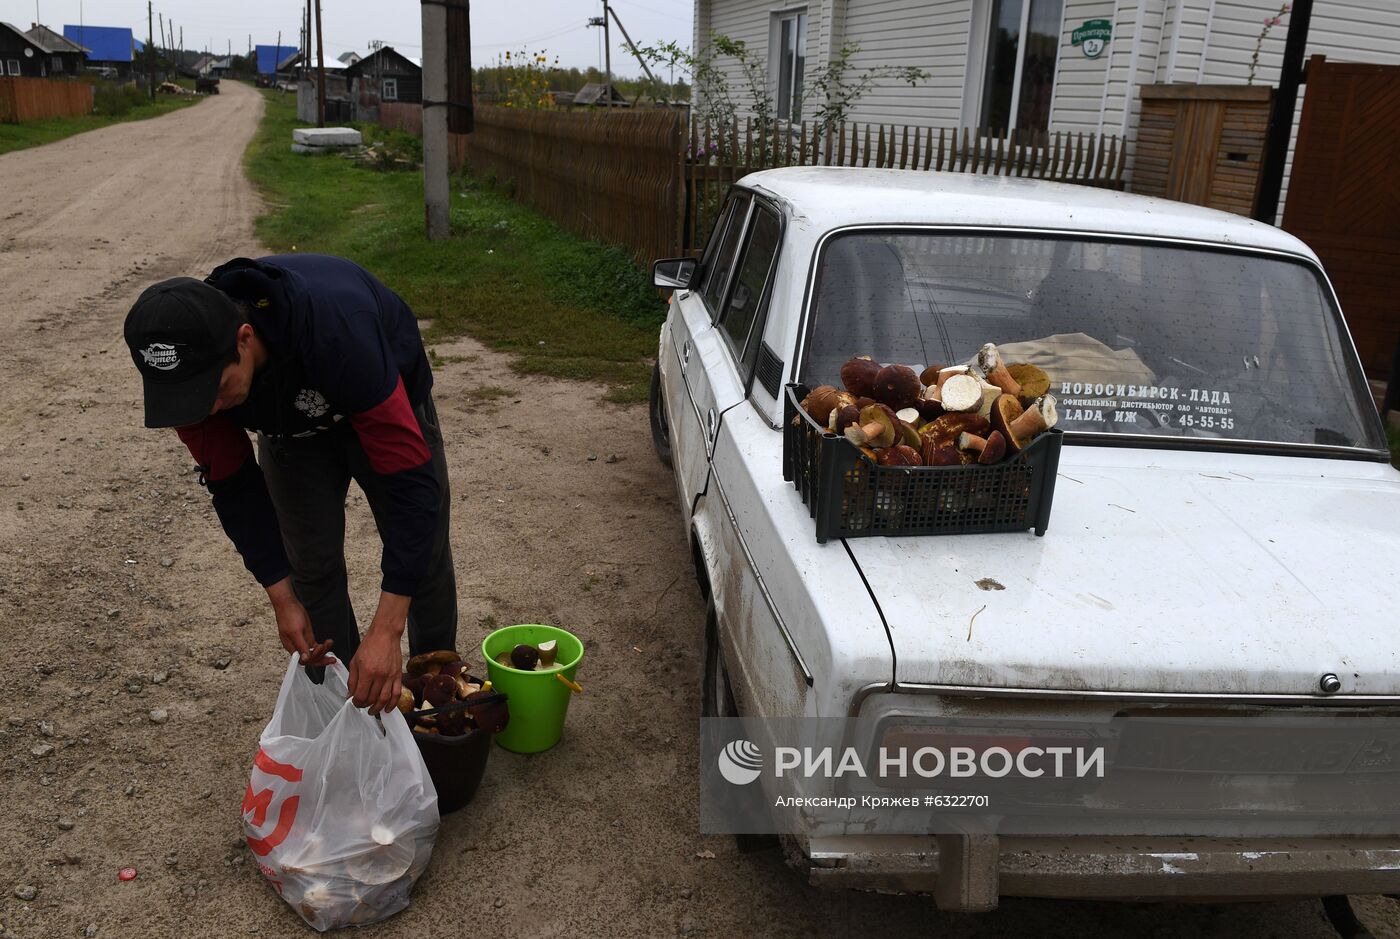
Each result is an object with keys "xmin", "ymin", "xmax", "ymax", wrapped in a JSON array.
[{"xmin": 257, "ymin": 394, "xmax": 457, "ymax": 663}]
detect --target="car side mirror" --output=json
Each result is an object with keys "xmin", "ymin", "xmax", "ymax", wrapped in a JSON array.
[{"xmin": 653, "ymin": 257, "xmax": 698, "ymax": 290}]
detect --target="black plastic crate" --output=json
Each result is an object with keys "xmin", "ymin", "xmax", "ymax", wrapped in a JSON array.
[{"xmin": 782, "ymin": 383, "xmax": 1062, "ymax": 544}]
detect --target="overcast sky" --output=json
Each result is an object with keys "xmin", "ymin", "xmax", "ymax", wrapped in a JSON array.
[{"xmin": 3, "ymin": 0, "xmax": 692, "ymax": 73}]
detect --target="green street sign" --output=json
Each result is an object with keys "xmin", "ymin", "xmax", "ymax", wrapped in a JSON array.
[{"xmin": 1072, "ymin": 19, "xmax": 1112, "ymax": 59}]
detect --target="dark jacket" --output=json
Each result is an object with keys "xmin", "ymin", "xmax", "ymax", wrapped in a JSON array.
[{"xmin": 175, "ymin": 254, "xmax": 438, "ymax": 596}]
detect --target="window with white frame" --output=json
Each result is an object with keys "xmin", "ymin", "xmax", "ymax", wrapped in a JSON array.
[
  {"xmin": 382, "ymin": 78, "xmax": 398, "ymax": 100},
  {"xmin": 771, "ymin": 10, "xmax": 807, "ymax": 123},
  {"xmin": 977, "ymin": 0, "xmax": 1063, "ymax": 134},
  {"xmin": 6, "ymin": 60, "xmax": 19, "ymax": 76}
]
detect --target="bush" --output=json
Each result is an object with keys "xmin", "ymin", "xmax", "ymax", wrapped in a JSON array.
[{"xmin": 93, "ymin": 82, "xmax": 144, "ymax": 117}]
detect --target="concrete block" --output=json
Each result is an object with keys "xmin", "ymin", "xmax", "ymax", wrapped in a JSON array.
[{"xmin": 291, "ymin": 127, "xmax": 362, "ymax": 147}]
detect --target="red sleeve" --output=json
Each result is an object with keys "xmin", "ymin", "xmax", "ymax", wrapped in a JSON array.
[
  {"xmin": 176, "ymin": 415, "xmax": 254, "ymax": 481},
  {"xmin": 348, "ymin": 377, "xmax": 432, "ymax": 474}
]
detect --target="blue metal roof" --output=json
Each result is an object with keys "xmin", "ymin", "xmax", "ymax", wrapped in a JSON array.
[
  {"xmin": 62, "ymin": 25, "xmax": 135, "ymax": 63},
  {"xmin": 255, "ymin": 44, "xmax": 299, "ymax": 75}
]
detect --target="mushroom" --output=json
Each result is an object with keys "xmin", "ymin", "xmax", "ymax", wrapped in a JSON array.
[
  {"xmin": 402, "ymin": 673, "xmax": 428, "ymax": 706},
  {"xmin": 896, "ymin": 419, "xmax": 922, "ymax": 449},
  {"xmin": 976, "ymin": 343, "xmax": 1023, "ymax": 397},
  {"xmin": 844, "ymin": 403, "xmax": 899, "ymax": 449},
  {"xmin": 938, "ymin": 373, "xmax": 983, "ymax": 413},
  {"xmin": 854, "ymin": 396, "xmax": 877, "ymax": 410},
  {"xmin": 405, "ymin": 650, "xmax": 460, "ymax": 677},
  {"xmin": 826, "ymin": 403, "xmax": 860, "ymax": 435},
  {"xmin": 915, "ymin": 386, "xmax": 946, "ymax": 422},
  {"xmin": 956, "ymin": 429, "xmax": 1009, "ymax": 465},
  {"xmin": 989, "ymin": 393, "xmax": 1025, "ymax": 446},
  {"xmin": 1009, "ymin": 394, "xmax": 1059, "ymax": 442},
  {"xmin": 537, "ymin": 639, "xmax": 559, "ymax": 667},
  {"xmin": 396, "ymin": 687, "xmax": 416, "ymax": 715},
  {"xmin": 1006, "ymin": 363, "xmax": 1050, "ymax": 406},
  {"xmin": 465, "ymin": 690, "xmax": 509, "ymax": 734},
  {"xmin": 918, "ymin": 364, "xmax": 947, "ymax": 386},
  {"xmin": 894, "ymin": 407, "xmax": 921, "ymax": 426},
  {"xmin": 992, "ymin": 393, "xmax": 1057, "ymax": 452},
  {"xmin": 919, "ymin": 413, "xmax": 991, "ymax": 466},
  {"xmin": 509, "ymin": 644, "xmax": 540, "ymax": 671},
  {"xmin": 872, "ymin": 364, "xmax": 923, "ymax": 411},
  {"xmin": 423, "ymin": 674, "xmax": 458, "ymax": 708},
  {"xmin": 797, "ymin": 385, "xmax": 847, "ymax": 426},
  {"xmin": 934, "ymin": 365, "xmax": 974, "ymax": 393},
  {"xmin": 877, "ymin": 444, "xmax": 922, "ymax": 466},
  {"xmin": 839, "ymin": 356, "xmax": 882, "ymax": 398}
]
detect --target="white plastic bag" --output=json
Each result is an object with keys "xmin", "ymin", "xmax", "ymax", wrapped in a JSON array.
[{"xmin": 243, "ymin": 654, "xmax": 439, "ymax": 931}]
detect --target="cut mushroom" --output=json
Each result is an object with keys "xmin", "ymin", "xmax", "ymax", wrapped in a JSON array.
[
  {"xmin": 840, "ymin": 356, "xmax": 882, "ymax": 398},
  {"xmin": 1008, "ymin": 394, "xmax": 1059, "ymax": 442},
  {"xmin": 844, "ymin": 403, "xmax": 899, "ymax": 449},
  {"xmin": 537, "ymin": 639, "xmax": 558, "ymax": 667},
  {"xmin": 938, "ymin": 373, "xmax": 983, "ymax": 413},
  {"xmin": 957, "ymin": 429, "xmax": 1009, "ymax": 465},
  {"xmin": 934, "ymin": 365, "xmax": 974, "ymax": 393},
  {"xmin": 872, "ymin": 364, "xmax": 923, "ymax": 410},
  {"xmin": 989, "ymin": 393, "xmax": 1026, "ymax": 446},
  {"xmin": 919, "ymin": 412, "xmax": 992, "ymax": 466},
  {"xmin": 894, "ymin": 407, "xmax": 921, "ymax": 426},
  {"xmin": 976, "ymin": 343, "xmax": 1023, "ymax": 397}
]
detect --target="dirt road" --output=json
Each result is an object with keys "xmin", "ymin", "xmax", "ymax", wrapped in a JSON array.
[{"xmin": 0, "ymin": 79, "xmax": 1395, "ymax": 938}]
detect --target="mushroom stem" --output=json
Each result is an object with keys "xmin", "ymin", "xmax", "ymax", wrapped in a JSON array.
[
  {"xmin": 977, "ymin": 343, "xmax": 1023, "ymax": 397},
  {"xmin": 1009, "ymin": 395, "xmax": 1058, "ymax": 440},
  {"xmin": 957, "ymin": 431, "xmax": 990, "ymax": 452}
]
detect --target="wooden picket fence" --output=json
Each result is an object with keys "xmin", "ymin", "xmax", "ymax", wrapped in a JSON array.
[
  {"xmin": 380, "ymin": 105, "xmax": 1127, "ymax": 265},
  {"xmin": 0, "ymin": 77, "xmax": 93, "ymax": 123},
  {"xmin": 685, "ymin": 119, "xmax": 1128, "ymax": 254}
]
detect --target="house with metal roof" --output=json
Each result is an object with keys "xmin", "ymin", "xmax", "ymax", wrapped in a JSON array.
[
  {"xmin": 23, "ymin": 23, "xmax": 88, "ymax": 76},
  {"xmin": 62, "ymin": 24, "xmax": 136, "ymax": 76},
  {"xmin": 0, "ymin": 21, "xmax": 52, "ymax": 76},
  {"xmin": 255, "ymin": 44, "xmax": 299, "ymax": 76}
]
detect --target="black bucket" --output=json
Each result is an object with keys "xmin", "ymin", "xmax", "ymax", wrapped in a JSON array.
[{"xmin": 413, "ymin": 725, "xmax": 492, "ymax": 814}]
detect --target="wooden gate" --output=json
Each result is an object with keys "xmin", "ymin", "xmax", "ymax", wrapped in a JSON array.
[{"xmin": 1282, "ymin": 56, "xmax": 1400, "ymax": 379}]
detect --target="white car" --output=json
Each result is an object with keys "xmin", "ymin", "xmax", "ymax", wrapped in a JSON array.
[{"xmin": 648, "ymin": 166, "xmax": 1400, "ymax": 911}]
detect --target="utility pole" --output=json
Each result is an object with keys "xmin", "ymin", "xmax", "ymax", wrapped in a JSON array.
[
  {"xmin": 422, "ymin": 0, "xmax": 469, "ymax": 240},
  {"xmin": 602, "ymin": 0, "xmax": 612, "ymax": 105},
  {"xmin": 314, "ymin": 0, "xmax": 326, "ymax": 126},
  {"xmin": 422, "ymin": 0, "xmax": 450, "ymax": 240},
  {"xmin": 275, "ymin": 29, "xmax": 281, "ymax": 81},
  {"xmin": 607, "ymin": 5, "xmax": 658, "ymax": 98},
  {"xmin": 147, "ymin": 1, "xmax": 154, "ymax": 99}
]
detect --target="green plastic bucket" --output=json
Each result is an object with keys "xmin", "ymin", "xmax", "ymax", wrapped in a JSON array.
[{"xmin": 482, "ymin": 624, "xmax": 583, "ymax": 753}]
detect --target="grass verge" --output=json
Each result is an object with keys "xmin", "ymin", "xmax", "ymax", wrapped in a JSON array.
[
  {"xmin": 0, "ymin": 87, "xmax": 204, "ymax": 156},
  {"xmin": 244, "ymin": 91, "xmax": 665, "ymax": 403}
]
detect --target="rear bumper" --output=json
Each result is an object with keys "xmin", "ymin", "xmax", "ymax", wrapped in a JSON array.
[{"xmin": 802, "ymin": 834, "xmax": 1400, "ymax": 910}]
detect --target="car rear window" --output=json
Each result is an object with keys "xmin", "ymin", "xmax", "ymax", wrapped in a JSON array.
[{"xmin": 802, "ymin": 230, "xmax": 1385, "ymax": 452}]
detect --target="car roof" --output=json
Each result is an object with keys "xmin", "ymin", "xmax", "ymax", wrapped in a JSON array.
[{"xmin": 735, "ymin": 167, "xmax": 1317, "ymax": 260}]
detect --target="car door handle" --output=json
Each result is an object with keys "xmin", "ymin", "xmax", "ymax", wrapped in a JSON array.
[
  {"xmin": 706, "ymin": 407, "xmax": 718, "ymax": 442},
  {"xmin": 682, "ymin": 339, "xmax": 692, "ymax": 368}
]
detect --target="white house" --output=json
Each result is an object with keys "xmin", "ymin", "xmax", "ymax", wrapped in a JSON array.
[{"xmin": 692, "ymin": 0, "xmax": 1400, "ymax": 202}]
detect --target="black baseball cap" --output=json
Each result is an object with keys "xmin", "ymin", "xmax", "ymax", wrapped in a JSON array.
[{"xmin": 123, "ymin": 277, "xmax": 243, "ymax": 428}]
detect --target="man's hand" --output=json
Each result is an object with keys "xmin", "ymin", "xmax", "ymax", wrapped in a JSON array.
[
  {"xmin": 266, "ymin": 577, "xmax": 335, "ymax": 666},
  {"xmin": 348, "ymin": 592, "xmax": 411, "ymax": 715}
]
